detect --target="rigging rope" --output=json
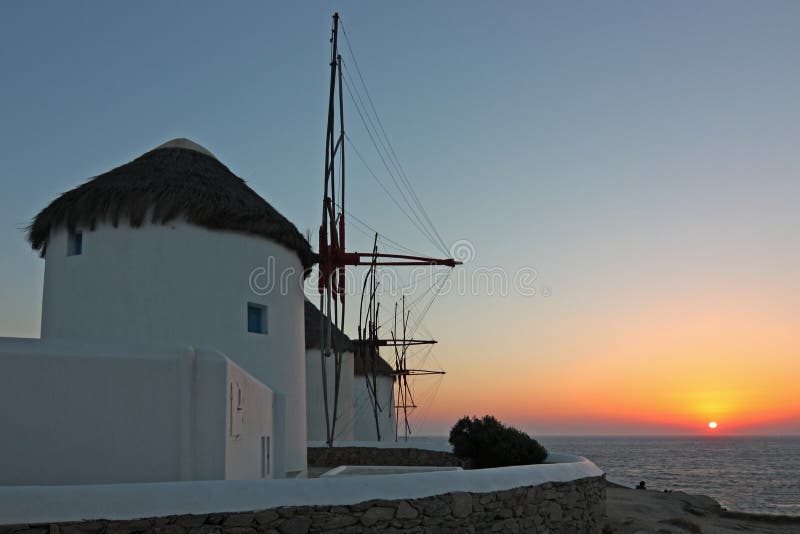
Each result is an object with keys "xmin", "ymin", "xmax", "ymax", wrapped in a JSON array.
[
  {"xmin": 334, "ymin": 201, "xmax": 430, "ymax": 258},
  {"xmin": 409, "ymin": 372, "xmax": 445, "ymax": 436},
  {"xmin": 339, "ymin": 20, "xmax": 450, "ymax": 255},
  {"xmin": 379, "ymin": 268, "xmax": 451, "ymax": 330},
  {"xmin": 342, "ymin": 78, "xmax": 446, "ymax": 255},
  {"xmin": 407, "ymin": 271, "xmax": 450, "ymax": 341},
  {"xmin": 344, "ymin": 130, "xmax": 446, "ymax": 254}
]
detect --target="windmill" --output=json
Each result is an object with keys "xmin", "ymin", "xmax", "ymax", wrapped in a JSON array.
[
  {"xmin": 390, "ymin": 296, "xmax": 445, "ymax": 441},
  {"xmin": 353, "ymin": 241, "xmax": 446, "ymax": 442},
  {"xmin": 317, "ymin": 13, "xmax": 460, "ymax": 446}
]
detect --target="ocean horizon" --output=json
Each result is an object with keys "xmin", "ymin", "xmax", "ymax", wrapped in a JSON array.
[{"xmin": 411, "ymin": 434, "xmax": 800, "ymax": 516}]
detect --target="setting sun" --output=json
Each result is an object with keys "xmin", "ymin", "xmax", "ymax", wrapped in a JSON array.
[{"xmin": 708, "ymin": 421, "xmax": 718, "ymax": 430}]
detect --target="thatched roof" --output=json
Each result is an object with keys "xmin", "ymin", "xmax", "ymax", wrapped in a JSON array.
[
  {"xmin": 304, "ymin": 299, "xmax": 354, "ymax": 352},
  {"xmin": 304, "ymin": 299, "xmax": 393, "ymax": 376},
  {"xmin": 28, "ymin": 138, "xmax": 315, "ymax": 270},
  {"xmin": 354, "ymin": 347, "xmax": 395, "ymax": 377}
]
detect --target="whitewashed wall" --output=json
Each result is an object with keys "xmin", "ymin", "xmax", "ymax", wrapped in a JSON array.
[
  {"xmin": 225, "ymin": 360, "xmax": 275, "ymax": 480},
  {"xmin": 0, "ymin": 454, "xmax": 605, "ymax": 525},
  {"xmin": 305, "ymin": 348, "xmax": 354, "ymax": 442},
  {"xmin": 0, "ymin": 339, "xmax": 273, "ymax": 485},
  {"xmin": 353, "ymin": 374, "xmax": 395, "ymax": 441},
  {"xmin": 40, "ymin": 221, "xmax": 306, "ymax": 478}
]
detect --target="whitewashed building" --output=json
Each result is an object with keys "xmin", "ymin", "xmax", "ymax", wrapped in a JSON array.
[
  {"xmin": 353, "ymin": 351, "xmax": 396, "ymax": 441},
  {"xmin": 0, "ymin": 138, "xmax": 314, "ymax": 483},
  {"xmin": 304, "ymin": 300, "xmax": 355, "ymax": 442}
]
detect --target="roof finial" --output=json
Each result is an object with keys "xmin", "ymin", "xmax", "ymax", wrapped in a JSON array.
[{"xmin": 155, "ymin": 138, "xmax": 216, "ymax": 159}]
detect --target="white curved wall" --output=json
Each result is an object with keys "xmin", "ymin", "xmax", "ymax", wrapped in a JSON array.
[
  {"xmin": 0, "ymin": 453, "xmax": 604, "ymax": 524},
  {"xmin": 40, "ymin": 221, "xmax": 306, "ymax": 477},
  {"xmin": 305, "ymin": 349, "xmax": 354, "ymax": 442},
  {"xmin": 353, "ymin": 374, "xmax": 395, "ymax": 441}
]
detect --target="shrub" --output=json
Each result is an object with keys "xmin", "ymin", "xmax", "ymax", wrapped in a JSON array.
[{"xmin": 448, "ymin": 415, "xmax": 548, "ymax": 468}]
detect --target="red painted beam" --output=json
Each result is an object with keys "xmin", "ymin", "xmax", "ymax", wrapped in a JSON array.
[{"xmin": 340, "ymin": 252, "xmax": 461, "ymax": 268}]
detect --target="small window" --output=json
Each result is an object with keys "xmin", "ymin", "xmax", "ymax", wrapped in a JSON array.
[
  {"xmin": 68, "ymin": 230, "xmax": 83, "ymax": 256},
  {"xmin": 247, "ymin": 303, "xmax": 267, "ymax": 334}
]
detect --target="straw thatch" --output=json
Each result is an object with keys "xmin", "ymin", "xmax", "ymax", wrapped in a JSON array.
[
  {"xmin": 28, "ymin": 140, "xmax": 315, "ymax": 270},
  {"xmin": 353, "ymin": 347, "xmax": 395, "ymax": 377},
  {"xmin": 304, "ymin": 299, "xmax": 355, "ymax": 352},
  {"xmin": 304, "ymin": 299, "xmax": 393, "ymax": 376}
]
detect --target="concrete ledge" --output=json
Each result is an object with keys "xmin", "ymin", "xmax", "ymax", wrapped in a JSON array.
[{"xmin": 0, "ymin": 454, "xmax": 602, "ymax": 525}]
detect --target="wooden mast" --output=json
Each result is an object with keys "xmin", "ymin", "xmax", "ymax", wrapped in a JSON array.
[{"xmin": 318, "ymin": 12, "xmax": 459, "ymax": 446}]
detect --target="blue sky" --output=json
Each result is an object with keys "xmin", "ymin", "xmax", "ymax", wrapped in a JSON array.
[{"xmin": 1, "ymin": 2, "xmax": 798, "ymax": 433}]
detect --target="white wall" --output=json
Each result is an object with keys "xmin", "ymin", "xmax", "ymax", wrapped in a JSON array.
[
  {"xmin": 305, "ymin": 348, "xmax": 354, "ymax": 442},
  {"xmin": 225, "ymin": 361, "xmax": 274, "ymax": 480},
  {"xmin": 0, "ymin": 338, "xmax": 273, "ymax": 485},
  {"xmin": 0, "ymin": 454, "xmax": 605, "ymax": 525},
  {"xmin": 40, "ymin": 221, "xmax": 306, "ymax": 478},
  {"xmin": 353, "ymin": 374, "xmax": 395, "ymax": 441}
]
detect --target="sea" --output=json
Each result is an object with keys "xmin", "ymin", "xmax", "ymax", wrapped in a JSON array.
[
  {"xmin": 414, "ymin": 435, "xmax": 800, "ymax": 516},
  {"xmin": 537, "ymin": 436, "xmax": 800, "ymax": 516}
]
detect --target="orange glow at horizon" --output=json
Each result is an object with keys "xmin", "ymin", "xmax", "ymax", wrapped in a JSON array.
[{"xmin": 418, "ymin": 290, "xmax": 800, "ymax": 435}]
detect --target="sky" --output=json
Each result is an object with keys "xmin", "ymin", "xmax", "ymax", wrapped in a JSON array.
[{"xmin": 0, "ymin": 2, "xmax": 798, "ymax": 436}]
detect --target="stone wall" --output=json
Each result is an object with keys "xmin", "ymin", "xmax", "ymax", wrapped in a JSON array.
[
  {"xmin": 308, "ymin": 446, "xmax": 466, "ymax": 468},
  {"xmin": 1, "ymin": 476, "xmax": 605, "ymax": 534}
]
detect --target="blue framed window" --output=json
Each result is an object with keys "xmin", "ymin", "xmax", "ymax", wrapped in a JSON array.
[
  {"xmin": 68, "ymin": 230, "xmax": 83, "ymax": 256},
  {"xmin": 247, "ymin": 303, "xmax": 267, "ymax": 334}
]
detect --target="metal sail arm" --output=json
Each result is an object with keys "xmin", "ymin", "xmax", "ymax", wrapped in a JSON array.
[
  {"xmin": 319, "ymin": 247, "xmax": 460, "ymax": 295},
  {"xmin": 395, "ymin": 369, "xmax": 446, "ymax": 377},
  {"xmin": 354, "ymin": 338, "xmax": 437, "ymax": 347},
  {"xmin": 341, "ymin": 251, "xmax": 461, "ymax": 267}
]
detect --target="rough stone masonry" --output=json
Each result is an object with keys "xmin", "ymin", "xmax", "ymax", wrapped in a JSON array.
[
  {"xmin": 307, "ymin": 447, "xmax": 467, "ymax": 468},
  {"xmin": 0, "ymin": 476, "xmax": 606, "ymax": 534}
]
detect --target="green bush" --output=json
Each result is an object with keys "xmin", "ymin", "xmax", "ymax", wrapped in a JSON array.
[{"xmin": 448, "ymin": 415, "xmax": 548, "ymax": 468}]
